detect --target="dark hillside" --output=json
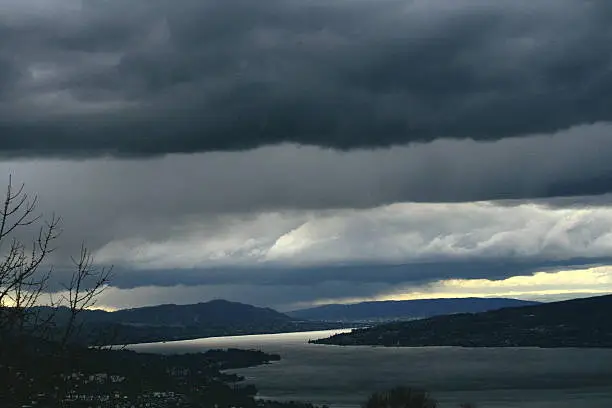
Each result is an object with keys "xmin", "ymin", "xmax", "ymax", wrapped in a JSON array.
[
  {"xmin": 313, "ymin": 294, "xmax": 612, "ymax": 348},
  {"xmin": 289, "ymin": 297, "xmax": 539, "ymax": 322}
]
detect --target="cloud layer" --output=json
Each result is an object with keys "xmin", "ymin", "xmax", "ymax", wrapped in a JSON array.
[
  {"xmin": 3, "ymin": 0, "xmax": 612, "ymax": 309},
  {"xmin": 4, "ymin": 127, "xmax": 612, "ymax": 306},
  {"xmin": 92, "ymin": 201, "xmax": 612, "ymax": 271},
  {"xmin": 91, "ymin": 266, "xmax": 612, "ymax": 311},
  {"xmin": 51, "ymin": 197, "xmax": 612, "ymax": 308},
  {"xmin": 1, "ymin": 0, "xmax": 611, "ymax": 156},
  {"xmin": 4, "ymin": 122, "xmax": 612, "ymax": 237}
]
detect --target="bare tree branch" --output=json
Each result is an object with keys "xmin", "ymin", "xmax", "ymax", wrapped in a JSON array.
[
  {"xmin": 0, "ymin": 175, "xmax": 114, "ymax": 353},
  {"xmin": 60, "ymin": 244, "xmax": 113, "ymax": 348}
]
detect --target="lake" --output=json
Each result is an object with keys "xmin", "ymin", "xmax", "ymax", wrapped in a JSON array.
[{"xmin": 128, "ymin": 329, "xmax": 612, "ymax": 408}]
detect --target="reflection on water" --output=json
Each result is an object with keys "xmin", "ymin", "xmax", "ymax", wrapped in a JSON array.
[{"xmin": 128, "ymin": 330, "xmax": 612, "ymax": 408}]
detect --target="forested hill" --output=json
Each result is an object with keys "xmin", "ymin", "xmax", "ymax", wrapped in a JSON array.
[
  {"xmin": 38, "ymin": 299, "xmax": 291, "ymax": 326},
  {"xmin": 313, "ymin": 294, "xmax": 612, "ymax": 348},
  {"xmin": 289, "ymin": 297, "xmax": 539, "ymax": 322},
  {"xmin": 99, "ymin": 299, "xmax": 292, "ymax": 326}
]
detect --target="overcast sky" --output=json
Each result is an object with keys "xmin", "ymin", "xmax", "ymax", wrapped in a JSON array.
[{"xmin": 2, "ymin": 0, "xmax": 612, "ymax": 311}]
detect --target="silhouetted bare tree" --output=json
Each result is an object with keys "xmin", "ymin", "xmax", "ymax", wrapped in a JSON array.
[
  {"xmin": 60, "ymin": 244, "xmax": 112, "ymax": 348},
  {"xmin": 0, "ymin": 176, "xmax": 116, "ymax": 405},
  {"xmin": 0, "ymin": 176, "xmax": 58, "ymax": 345},
  {"xmin": 0, "ymin": 176, "xmax": 112, "ymax": 350}
]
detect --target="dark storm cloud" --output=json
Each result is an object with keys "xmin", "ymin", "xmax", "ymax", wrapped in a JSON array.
[
  {"xmin": 4, "ymin": 123, "xmax": 612, "ymax": 232},
  {"xmin": 1, "ymin": 0, "xmax": 611, "ymax": 156}
]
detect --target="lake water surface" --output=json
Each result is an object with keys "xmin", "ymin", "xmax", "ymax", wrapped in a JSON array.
[{"xmin": 128, "ymin": 330, "xmax": 612, "ymax": 408}]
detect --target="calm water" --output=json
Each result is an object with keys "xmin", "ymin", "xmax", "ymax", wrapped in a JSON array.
[{"xmin": 128, "ymin": 330, "xmax": 612, "ymax": 408}]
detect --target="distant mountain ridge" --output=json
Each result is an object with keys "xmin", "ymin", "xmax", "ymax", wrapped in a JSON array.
[
  {"xmin": 97, "ymin": 299, "xmax": 293, "ymax": 326},
  {"xmin": 34, "ymin": 299, "xmax": 345, "ymax": 345},
  {"xmin": 289, "ymin": 297, "xmax": 540, "ymax": 322},
  {"xmin": 37, "ymin": 299, "xmax": 291, "ymax": 326},
  {"xmin": 313, "ymin": 294, "xmax": 612, "ymax": 348}
]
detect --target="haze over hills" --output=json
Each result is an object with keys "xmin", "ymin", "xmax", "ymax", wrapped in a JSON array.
[
  {"xmin": 313, "ymin": 294, "xmax": 612, "ymax": 348},
  {"xmin": 289, "ymin": 297, "xmax": 540, "ymax": 322}
]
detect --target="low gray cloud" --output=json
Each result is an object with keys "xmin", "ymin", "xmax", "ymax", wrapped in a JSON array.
[
  {"xmin": 105, "ymin": 258, "xmax": 612, "ymax": 291},
  {"xmin": 0, "ymin": 0, "xmax": 611, "ymax": 156},
  {"xmin": 91, "ymin": 259, "xmax": 612, "ymax": 310},
  {"xmin": 94, "ymin": 282, "xmax": 399, "ymax": 312}
]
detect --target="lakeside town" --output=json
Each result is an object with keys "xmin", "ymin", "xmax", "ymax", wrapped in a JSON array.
[{"xmin": 1, "ymin": 337, "xmax": 322, "ymax": 408}]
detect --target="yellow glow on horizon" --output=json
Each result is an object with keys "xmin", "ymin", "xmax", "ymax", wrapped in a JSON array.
[
  {"xmin": 63, "ymin": 266, "xmax": 612, "ymax": 312},
  {"xmin": 87, "ymin": 305, "xmax": 118, "ymax": 312},
  {"xmin": 302, "ymin": 266, "xmax": 612, "ymax": 307}
]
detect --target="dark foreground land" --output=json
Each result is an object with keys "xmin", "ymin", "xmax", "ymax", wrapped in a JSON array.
[
  {"xmin": 0, "ymin": 335, "xmax": 323, "ymax": 408},
  {"xmin": 313, "ymin": 294, "xmax": 612, "ymax": 348}
]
